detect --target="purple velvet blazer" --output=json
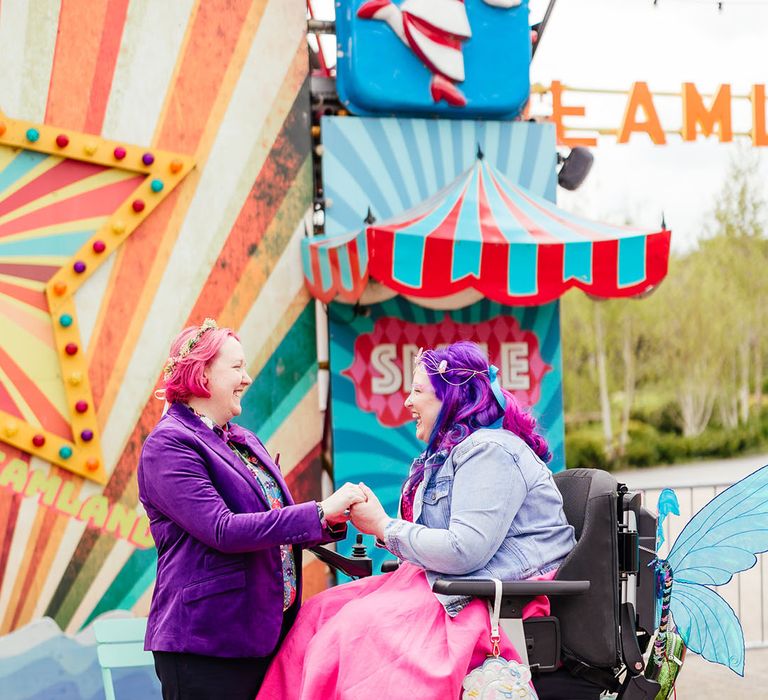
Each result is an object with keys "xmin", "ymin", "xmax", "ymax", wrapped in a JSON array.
[{"xmin": 138, "ymin": 402, "xmax": 340, "ymax": 658}]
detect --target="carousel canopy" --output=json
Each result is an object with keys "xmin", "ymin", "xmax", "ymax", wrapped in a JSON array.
[{"xmin": 302, "ymin": 156, "xmax": 671, "ymax": 307}]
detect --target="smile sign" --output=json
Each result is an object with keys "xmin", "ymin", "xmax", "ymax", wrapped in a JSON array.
[{"xmin": 342, "ymin": 314, "xmax": 551, "ymax": 427}]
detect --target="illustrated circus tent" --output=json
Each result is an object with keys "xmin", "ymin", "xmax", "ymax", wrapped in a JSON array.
[{"xmin": 302, "ymin": 155, "xmax": 671, "ymax": 306}]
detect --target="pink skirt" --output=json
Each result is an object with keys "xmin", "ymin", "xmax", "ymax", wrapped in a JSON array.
[{"xmin": 257, "ymin": 562, "xmax": 552, "ymax": 700}]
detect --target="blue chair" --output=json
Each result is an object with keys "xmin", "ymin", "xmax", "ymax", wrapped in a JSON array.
[{"xmin": 93, "ymin": 617, "xmax": 154, "ymax": 700}]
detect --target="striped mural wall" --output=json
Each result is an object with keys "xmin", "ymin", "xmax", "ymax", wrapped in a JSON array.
[{"xmin": 0, "ymin": 0, "xmax": 322, "ymax": 639}]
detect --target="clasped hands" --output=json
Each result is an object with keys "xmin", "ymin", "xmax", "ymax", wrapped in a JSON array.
[{"xmin": 320, "ymin": 482, "xmax": 391, "ymax": 540}]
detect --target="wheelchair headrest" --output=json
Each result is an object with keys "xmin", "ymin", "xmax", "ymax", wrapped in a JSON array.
[{"xmin": 554, "ymin": 468, "xmax": 619, "ymax": 540}]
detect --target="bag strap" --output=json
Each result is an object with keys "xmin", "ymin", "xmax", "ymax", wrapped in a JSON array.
[{"xmin": 487, "ymin": 577, "xmax": 503, "ymax": 658}]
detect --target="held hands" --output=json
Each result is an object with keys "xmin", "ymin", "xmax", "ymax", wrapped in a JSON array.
[
  {"xmin": 321, "ymin": 482, "xmax": 367, "ymax": 525},
  {"xmin": 349, "ymin": 483, "xmax": 391, "ymax": 540}
]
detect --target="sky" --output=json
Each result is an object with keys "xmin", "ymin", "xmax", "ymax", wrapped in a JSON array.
[
  {"xmin": 311, "ymin": 0, "xmax": 768, "ymax": 252},
  {"xmin": 528, "ymin": 0, "xmax": 768, "ymax": 252}
]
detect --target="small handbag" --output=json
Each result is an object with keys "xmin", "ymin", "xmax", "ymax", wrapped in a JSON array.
[{"xmin": 462, "ymin": 578, "xmax": 539, "ymax": 700}]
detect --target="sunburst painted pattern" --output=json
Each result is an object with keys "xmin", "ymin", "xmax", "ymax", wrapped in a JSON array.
[
  {"xmin": 0, "ymin": 115, "xmax": 194, "ymax": 483},
  {"xmin": 0, "ymin": 0, "xmax": 321, "ymax": 645}
]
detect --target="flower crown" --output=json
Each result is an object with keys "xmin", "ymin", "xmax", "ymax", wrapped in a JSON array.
[
  {"xmin": 414, "ymin": 347, "xmax": 487, "ymax": 386},
  {"xmin": 163, "ymin": 318, "xmax": 218, "ymax": 378},
  {"xmin": 414, "ymin": 346, "xmax": 507, "ymax": 411}
]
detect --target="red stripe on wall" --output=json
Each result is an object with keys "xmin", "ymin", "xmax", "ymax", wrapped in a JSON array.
[
  {"xmin": 9, "ymin": 507, "xmax": 60, "ymax": 630},
  {"xmin": 83, "ymin": 0, "xmax": 131, "ymax": 134},
  {"xmin": 0, "ymin": 282, "xmax": 48, "ymax": 312},
  {"xmin": 0, "ymin": 175, "xmax": 143, "ymax": 240},
  {"xmin": 0, "ymin": 160, "xmax": 107, "ymax": 218},
  {"xmin": 0, "ymin": 346, "xmax": 73, "ymax": 440},
  {"xmin": 0, "ymin": 490, "xmax": 23, "ymax": 588},
  {"xmin": 184, "ymin": 83, "xmax": 309, "ymax": 321},
  {"xmin": 87, "ymin": 0, "xmax": 256, "ymax": 407},
  {"xmin": 0, "ymin": 263, "xmax": 59, "ymax": 283},
  {"xmin": 45, "ymin": 2, "xmax": 112, "ymax": 130}
]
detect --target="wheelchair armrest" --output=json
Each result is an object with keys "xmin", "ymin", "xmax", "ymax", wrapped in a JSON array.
[
  {"xmin": 309, "ymin": 545, "xmax": 373, "ymax": 579},
  {"xmin": 432, "ymin": 579, "xmax": 589, "ymax": 620},
  {"xmin": 431, "ymin": 579, "xmax": 590, "ymax": 598},
  {"xmin": 381, "ymin": 560, "xmax": 400, "ymax": 573}
]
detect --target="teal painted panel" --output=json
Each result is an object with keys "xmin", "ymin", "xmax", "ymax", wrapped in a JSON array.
[{"xmin": 329, "ymin": 298, "xmax": 563, "ymax": 574}]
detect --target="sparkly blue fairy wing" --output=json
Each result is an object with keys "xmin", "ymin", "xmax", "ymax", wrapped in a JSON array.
[
  {"xmin": 670, "ymin": 580, "xmax": 745, "ymax": 675},
  {"xmin": 667, "ymin": 465, "xmax": 768, "ymax": 586},
  {"xmin": 656, "ymin": 488, "xmax": 680, "ymax": 550}
]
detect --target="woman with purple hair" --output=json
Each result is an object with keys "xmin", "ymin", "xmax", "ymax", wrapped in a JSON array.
[
  {"xmin": 138, "ymin": 320, "xmax": 367, "ymax": 700},
  {"xmin": 258, "ymin": 340, "xmax": 575, "ymax": 699}
]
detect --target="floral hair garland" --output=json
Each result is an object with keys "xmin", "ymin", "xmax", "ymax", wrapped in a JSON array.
[
  {"xmin": 414, "ymin": 346, "xmax": 507, "ymax": 411},
  {"xmin": 163, "ymin": 318, "xmax": 218, "ymax": 378}
]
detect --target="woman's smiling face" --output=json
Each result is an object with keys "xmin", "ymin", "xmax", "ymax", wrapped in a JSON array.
[
  {"xmin": 404, "ymin": 366, "xmax": 443, "ymax": 443},
  {"xmin": 202, "ymin": 336, "xmax": 252, "ymax": 425}
]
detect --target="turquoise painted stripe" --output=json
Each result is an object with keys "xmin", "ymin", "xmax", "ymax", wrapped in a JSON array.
[
  {"xmin": 324, "ymin": 121, "xmax": 391, "ymax": 214},
  {"xmin": 0, "ymin": 150, "xmax": 47, "ymax": 193},
  {"xmin": 81, "ymin": 547, "xmax": 157, "ymax": 629},
  {"xmin": 550, "ymin": 204, "xmax": 647, "ymax": 238},
  {"xmin": 256, "ymin": 364, "xmax": 316, "ymax": 443},
  {"xmin": 390, "ymin": 175, "xmax": 468, "ymax": 288},
  {"xmin": 358, "ymin": 229, "xmax": 368, "ymax": 269},
  {"xmin": 395, "ymin": 119, "xmax": 440, "ymax": 202},
  {"xmin": 484, "ymin": 166, "xmax": 536, "ymax": 243},
  {"xmin": 335, "ymin": 239, "xmax": 353, "ymax": 290},
  {"xmin": 239, "ymin": 302, "xmax": 316, "ymax": 434},
  {"xmin": 0, "ymin": 230, "xmax": 93, "ymax": 257},
  {"xmin": 300, "ymin": 238, "xmax": 314, "ymax": 285},
  {"xmin": 528, "ymin": 121, "xmax": 557, "ymax": 197},
  {"xmin": 391, "ymin": 233, "xmax": 426, "ymax": 288},
  {"xmin": 362, "ymin": 119, "xmax": 412, "ymax": 214},
  {"xmin": 563, "ymin": 241, "xmax": 593, "ymax": 282},
  {"xmin": 503, "ymin": 125, "xmax": 528, "ymax": 185},
  {"xmin": 362, "ymin": 120, "xmax": 413, "ymax": 213},
  {"xmin": 450, "ymin": 167, "xmax": 483, "ymax": 282},
  {"xmin": 319, "ymin": 245, "xmax": 333, "ymax": 290},
  {"xmin": 618, "ymin": 236, "xmax": 647, "ymax": 286},
  {"xmin": 323, "ymin": 182, "xmax": 366, "ymax": 234},
  {"xmin": 517, "ymin": 122, "xmax": 542, "ymax": 189},
  {"xmin": 494, "ymin": 173, "xmax": 589, "ymax": 242},
  {"xmin": 507, "ymin": 243, "xmax": 538, "ymax": 295},
  {"xmin": 396, "ymin": 170, "xmax": 468, "ymax": 235},
  {"xmin": 437, "ymin": 121, "xmax": 458, "ymax": 185},
  {"xmin": 380, "ymin": 119, "xmax": 424, "ymax": 209}
]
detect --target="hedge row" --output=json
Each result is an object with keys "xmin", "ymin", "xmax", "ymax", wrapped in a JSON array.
[{"xmin": 565, "ymin": 415, "xmax": 768, "ymax": 471}]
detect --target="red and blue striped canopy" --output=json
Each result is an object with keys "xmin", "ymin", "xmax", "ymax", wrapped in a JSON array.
[{"xmin": 302, "ymin": 156, "xmax": 671, "ymax": 306}]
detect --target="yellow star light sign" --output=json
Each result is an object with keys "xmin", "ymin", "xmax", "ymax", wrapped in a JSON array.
[{"xmin": 0, "ymin": 110, "xmax": 193, "ymax": 483}]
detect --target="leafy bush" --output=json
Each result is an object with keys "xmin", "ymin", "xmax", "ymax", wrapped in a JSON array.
[
  {"xmin": 565, "ymin": 430, "xmax": 609, "ymax": 471},
  {"xmin": 565, "ymin": 409, "xmax": 768, "ymax": 472},
  {"xmin": 630, "ymin": 400, "xmax": 681, "ymax": 435}
]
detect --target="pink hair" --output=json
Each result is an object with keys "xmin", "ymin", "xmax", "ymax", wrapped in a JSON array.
[{"xmin": 163, "ymin": 324, "xmax": 239, "ymax": 403}]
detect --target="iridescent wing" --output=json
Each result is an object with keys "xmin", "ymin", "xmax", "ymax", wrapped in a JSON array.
[
  {"xmin": 664, "ymin": 465, "xmax": 768, "ymax": 673},
  {"xmin": 669, "ymin": 580, "xmax": 745, "ymax": 675},
  {"xmin": 667, "ymin": 465, "xmax": 768, "ymax": 586}
]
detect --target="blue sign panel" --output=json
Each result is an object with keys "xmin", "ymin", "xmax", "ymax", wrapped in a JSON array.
[
  {"xmin": 336, "ymin": 0, "xmax": 531, "ymax": 118},
  {"xmin": 329, "ymin": 298, "xmax": 564, "ymax": 575}
]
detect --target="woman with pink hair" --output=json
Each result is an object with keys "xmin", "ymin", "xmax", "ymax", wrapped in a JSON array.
[
  {"xmin": 138, "ymin": 319, "xmax": 366, "ymax": 700},
  {"xmin": 258, "ymin": 340, "xmax": 575, "ymax": 699}
]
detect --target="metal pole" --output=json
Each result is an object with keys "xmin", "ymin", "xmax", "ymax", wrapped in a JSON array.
[{"xmin": 531, "ymin": 0, "xmax": 558, "ymax": 58}]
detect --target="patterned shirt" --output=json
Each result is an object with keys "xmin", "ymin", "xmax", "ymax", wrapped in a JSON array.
[{"xmin": 189, "ymin": 406, "xmax": 297, "ymax": 610}]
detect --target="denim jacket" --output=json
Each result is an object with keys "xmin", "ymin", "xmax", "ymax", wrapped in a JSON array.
[{"xmin": 384, "ymin": 429, "xmax": 575, "ymax": 616}]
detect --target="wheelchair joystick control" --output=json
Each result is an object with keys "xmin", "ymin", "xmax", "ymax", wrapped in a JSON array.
[{"xmin": 351, "ymin": 534, "xmax": 368, "ymax": 558}]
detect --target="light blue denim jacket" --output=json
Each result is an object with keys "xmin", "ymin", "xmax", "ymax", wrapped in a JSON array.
[{"xmin": 384, "ymin": 428, "xmax": 576, "ymax": 616}]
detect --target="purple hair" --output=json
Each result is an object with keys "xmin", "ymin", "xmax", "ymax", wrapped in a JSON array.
[
  {"xmin": 163, "ymin": 324, "xmax": 239, "ymax": 404},
  {"xmin": 419, "ymin": 340, "xmax": 550, "ymax": 462}
]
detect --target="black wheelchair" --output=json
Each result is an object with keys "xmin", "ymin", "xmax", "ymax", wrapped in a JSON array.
[{"xmin": 313, "ymin": 468, "xmax": 662, "ymax": 699}]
